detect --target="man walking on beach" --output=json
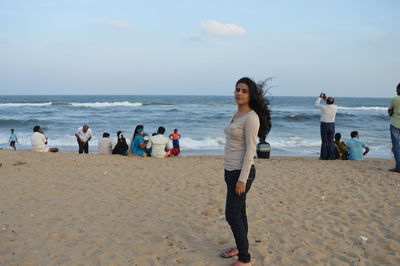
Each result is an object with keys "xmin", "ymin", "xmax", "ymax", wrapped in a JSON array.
[
  {"xmin": 388, "ymin": 83, "xmax": 400, "ymax": 172},
  {"xmin": 315, "ymin": 93, "xmax": 337, "ymax": 160},
  {"xmin": 75, "ymin": 124, "xmax": 93, "ymax": 154}
]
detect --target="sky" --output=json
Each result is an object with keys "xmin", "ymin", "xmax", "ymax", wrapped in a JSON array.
[{"xmin": 0, "ymin": 0, "xmax": 399, "ymax": 97}]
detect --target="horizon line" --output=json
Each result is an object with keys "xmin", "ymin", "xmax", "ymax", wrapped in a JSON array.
[{"xmin": 0, "ymin": 94, "xmax": 392, "ymax": 99}]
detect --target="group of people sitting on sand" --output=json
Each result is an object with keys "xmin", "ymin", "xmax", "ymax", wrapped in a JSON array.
[
  {"xmin": 333, "ymin": 131, "xmax": 369, "ymax": 160},
  {"xmin": 28, "ymin": 124, "xmax": 181, "ymax": 158},
  {"xmin": 98, "ymin": 125, "xmax": 181, "ymax": 158}
]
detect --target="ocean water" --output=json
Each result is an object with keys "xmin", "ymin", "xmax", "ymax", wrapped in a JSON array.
[{"xmin": 0, "ymin": 95, "xmax": 392, "ymax": 158}]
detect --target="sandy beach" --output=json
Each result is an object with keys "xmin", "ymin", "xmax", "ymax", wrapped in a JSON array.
[{"xmin": 0, "ymin": 150, "xmax": 399, "ymax": 265}]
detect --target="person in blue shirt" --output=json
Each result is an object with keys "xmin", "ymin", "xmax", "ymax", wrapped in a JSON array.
[
  {"xmin": 346, "ymin": 131, "xmax": 370, "ymax": 160},
  {"xmin": 9, "ymin": 129, "xmax": 18, "ymax": 150},
  {"xmin": 129, "ymin": 125, "xmax": 149, "ymax": 157}
]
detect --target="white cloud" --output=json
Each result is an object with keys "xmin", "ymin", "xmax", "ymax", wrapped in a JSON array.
[
  {"xmin": 95, "ymin": 18, "xmax": 134, "ymax": 30},
  {"xmin": 200, "ymin": 20, "xmax": 246, "ymax": 37}
]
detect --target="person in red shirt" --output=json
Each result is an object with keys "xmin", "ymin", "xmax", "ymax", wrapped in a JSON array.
[{"xmin": 169, "ymin": 129, "xmax": 181, "ymax": 156}]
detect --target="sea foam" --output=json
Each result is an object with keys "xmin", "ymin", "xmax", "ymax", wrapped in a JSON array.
[{"xmin": 0, "ymin": 101, "xmax": 143, "ymax": 108}]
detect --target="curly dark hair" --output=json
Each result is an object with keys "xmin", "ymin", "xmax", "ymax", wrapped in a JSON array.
[{"xmin": 236, "ymin": 77, "xmax": 272, "ymax": 138}]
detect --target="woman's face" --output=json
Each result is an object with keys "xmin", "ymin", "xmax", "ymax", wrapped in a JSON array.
[{"xmin": 235, "ymin": 82, "xmax": 250, "ymax": 106}]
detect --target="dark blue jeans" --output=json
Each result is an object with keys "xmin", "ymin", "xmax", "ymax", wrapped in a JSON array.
[
  {"xmin": 172, "ymin": 139, "xmax": 180, "ymax": 150},
  {"xmin": 320, "ymin": 122, "xmax": 336, "ymax": 160},
  {"xmin": 390, "ymin": 124, "xmax": 400, "ymax": 168},
  {"xmin": 77, "ymin": 139, "xmax": 89, "ymax": 154},
  {"xmin": 224, "ymin": 165, "xmax": 256, "ymax": 263}
]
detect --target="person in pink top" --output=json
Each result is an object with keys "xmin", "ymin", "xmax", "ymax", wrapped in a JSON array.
[{"xmin": 220, "ymin": 77, "xmax": 271, "ymax": 266}]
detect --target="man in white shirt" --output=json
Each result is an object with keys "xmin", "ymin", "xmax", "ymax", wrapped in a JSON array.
[
  {"xmin": 98, "ymin": 132, "xmax": 113, "ymax": 154},
  {"xmin": 31, "ymin": 125, "xmax": 59, "ymax": 152},
  {"xmin": 146, "ymin": 126, "xmax": 171, "ymax": 158},
  {"xmin": 315, "ymin": 93, "xmax": 337, "ymax": 160},
  {"xmin": 75, "ymin": 124, "xmax": 93, "ymax": 154}
]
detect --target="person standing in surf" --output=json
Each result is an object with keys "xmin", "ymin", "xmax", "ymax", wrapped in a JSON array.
[{"xmin": 221, "ymin": 77, "xmax": 271, "ymax": 266}]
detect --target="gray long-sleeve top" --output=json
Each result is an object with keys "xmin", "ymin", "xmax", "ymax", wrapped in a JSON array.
[{"xmin": 224, "ymin": 110, "xmax": 260, "ymax": 183}]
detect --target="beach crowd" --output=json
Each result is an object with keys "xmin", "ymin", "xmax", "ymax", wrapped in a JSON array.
[
  {"xmin": 5, "ymin": 83, "xmax": 400, "ymax": 165},
  {"xmin": 15, "ymin": 124, "xmax": 182, "ymax": 159}
]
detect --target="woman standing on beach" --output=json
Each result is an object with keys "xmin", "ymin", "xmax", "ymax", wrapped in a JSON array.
[{"xmin": 221, "ymin": 77, "xmax": 271, "ymax": 266}]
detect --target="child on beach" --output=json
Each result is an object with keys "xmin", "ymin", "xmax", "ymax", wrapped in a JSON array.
[
  {"xmin": 9, "ymin": 129, "xmax": 18, "ymax": 150},
  {"xmin": 169, "ymin": 129, "xmax": 181, "ymax": 150}
]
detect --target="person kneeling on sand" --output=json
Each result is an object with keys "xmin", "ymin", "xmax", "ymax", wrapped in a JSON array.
[
  {"xmin": 31, "ymin": 125, "xmax": 59, "ymax": 153},
  {"xmin": 146, "ymin": 126, "xmax": 171, "ymax": 158}
]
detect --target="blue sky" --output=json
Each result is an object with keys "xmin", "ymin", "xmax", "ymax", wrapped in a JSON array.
[{"xmin": 0, "ymin": 0, "xmax": 399, "ymax": 96}]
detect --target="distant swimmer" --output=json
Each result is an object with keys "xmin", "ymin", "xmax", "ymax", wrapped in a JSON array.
[{"xmin": 315, "ymin": 92, "xmax": 337, "ymax": 160}]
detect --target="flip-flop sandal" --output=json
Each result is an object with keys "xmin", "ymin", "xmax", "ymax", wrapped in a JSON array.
[{"xmin": 220, "ymin": 247, "xmax": 239, "ymax": 258}]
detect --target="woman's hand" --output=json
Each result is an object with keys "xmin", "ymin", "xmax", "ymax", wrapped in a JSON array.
[{"xmin": 235, "ymin": 180, "xmax": 246, "ymax": 196}]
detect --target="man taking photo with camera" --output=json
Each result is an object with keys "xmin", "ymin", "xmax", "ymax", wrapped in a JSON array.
[{"xmin": 315, "ymin": 92, "xmax": 337, "ymax": 160}]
